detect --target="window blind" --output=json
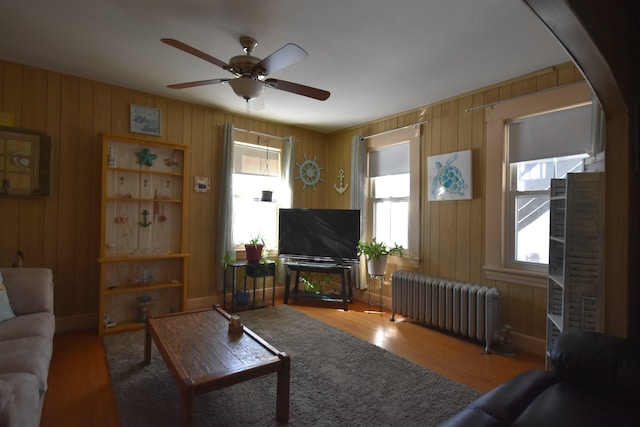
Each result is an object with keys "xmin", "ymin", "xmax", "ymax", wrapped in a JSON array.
[
  {"xmin": 508, "ymin": 104, "xmax": 592, "ymax": 163},
  {"xmin": 233, "ymin": 143, "xmax": 280, "ymax": 176},
  {"xmin": 368, "ymin": 142, "xmax": 409, "ymax": 177}
]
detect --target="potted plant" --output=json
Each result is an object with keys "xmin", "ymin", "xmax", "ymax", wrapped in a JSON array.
[
  {"xmin": 357, "ymin": 238, "xmax": 404, "ymax": 276},
  {"xmin": 299, "ymin": 273, "xmax": 333, "ymax": 296},
  {"xmin": 244, "ymin": 233, "xmax": 264, "ymax": 264}
]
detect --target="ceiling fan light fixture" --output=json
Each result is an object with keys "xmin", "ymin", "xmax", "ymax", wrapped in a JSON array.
[
  {"xmin": 228, "ymin": 78, "xmax": 264, "ymax": 100},
  {"xmin": 163, "ymin": 36, "xmax": 329, "ymax": 101}
]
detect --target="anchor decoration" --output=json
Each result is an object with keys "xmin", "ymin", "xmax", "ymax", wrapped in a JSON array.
[
  {"xmin": 333, "ymin": 169, "xmax": 349, "ymax": 194},
  {"xmin": 139, "ymin": 209, "xmax": 152, "ymax": 227}
]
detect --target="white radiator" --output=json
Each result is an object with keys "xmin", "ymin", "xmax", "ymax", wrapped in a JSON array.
[{"xmin": 391, "ymin": 271, "xmax": 501, "ymax": 353}]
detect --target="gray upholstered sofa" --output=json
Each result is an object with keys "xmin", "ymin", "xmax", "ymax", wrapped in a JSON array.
[{"xmin": 0, "ymin": 268, "xmax": 55, "ymax": 427}]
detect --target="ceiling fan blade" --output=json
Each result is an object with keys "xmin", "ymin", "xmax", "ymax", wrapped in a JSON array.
[
  {"xmin": 161, "ymin": 38, "xmax": 230, "ymax": 70},
  {"xmin": 265, "ymin": 78, "xmax": 330, "ymax": 101},
  {"xmin": 167, "ymin": 78, "xmax": 230, "ymax": 89},
  {"xmin": 254, "ymin": 43, "xmax": 307, "ymax": 76}
]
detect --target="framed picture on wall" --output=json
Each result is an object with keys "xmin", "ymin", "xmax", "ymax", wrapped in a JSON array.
[
  {"xmin": 427, "ymin": 149, "xmax": 473, "ymax": 201},
  {"xmin": 130, "ymin": 104, "xmax": 161, "ymax": 136},
  {"xmin": 0, "ymin": 127, "xmax": 51, "ymax": 197}
]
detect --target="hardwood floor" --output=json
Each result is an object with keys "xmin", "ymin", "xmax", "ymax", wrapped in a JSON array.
[
  {"xmin": 294, "ymin": 300, "xmax": 544, "ymax": 392},
  {"xmin": 41, "ymin": 300, "xmax": 544, "ymax": 427},
  {"xmin": 41, "ymin": 331, "xmax": 119, "ymax": 427}
]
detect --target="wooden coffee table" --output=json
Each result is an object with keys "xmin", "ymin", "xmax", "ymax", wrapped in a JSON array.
[{"xmin": 144, "ymin": 306, "xmax": 290, "ymax": 426}]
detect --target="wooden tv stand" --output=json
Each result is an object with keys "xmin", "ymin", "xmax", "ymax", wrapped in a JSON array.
[{"xmin": 283, "ymin": 261, "xmax": 354, "ymax": 311}]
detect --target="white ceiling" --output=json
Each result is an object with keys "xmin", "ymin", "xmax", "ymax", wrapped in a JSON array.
[{"xmin": 0, "ymin": 0, "xmax": 570, "ymax": 133}]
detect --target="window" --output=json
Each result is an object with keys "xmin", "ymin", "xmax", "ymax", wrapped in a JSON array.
[
  {"xmin": 232, "ymin": 141, "xmax": 281, "ymax": 250},
  {"xmin": 508, "ymin": 154, "xmax": 586, "ymax": 268},
  {"xmin": 505, "ymin": 103, "xmax": 593, "ymax": 271},
  {"xmin": 367, "ymin": 127, "xmax": 420, "ymax": 258},
  {"xmin": 484, "ymin": 82, "xmax": 595, "ymax": 286},
  {"xmin": 371, "ymin": 169, "xmax": 410, "ymax": 249}
]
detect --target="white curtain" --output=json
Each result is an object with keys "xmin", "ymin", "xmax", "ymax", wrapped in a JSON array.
[
  {"xmin": 217, "ymin": 123, "xmax": 235, "ymax": 289},
  {"xmin": 280, "ymin": 136, "xmax": 295, "ymax": 209},
  {"xmin": 270, "ymin": 136, "xmax": 295, "ymax": 283},
  {"xmin": 350, "ymin": 135, "xmax": 367, "ymax": 236},
  {"xmin": 350, "ymin": 135, "xmax": 367, "ymax": 289}
]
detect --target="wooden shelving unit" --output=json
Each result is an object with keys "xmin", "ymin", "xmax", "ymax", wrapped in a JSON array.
[
  {"xmin": 98, "ymin": 134, "xmax": 189, "ymax": 335},
  {"xmin": 546, "ymin": 172, "xmax": 604, "ymax": 368}
]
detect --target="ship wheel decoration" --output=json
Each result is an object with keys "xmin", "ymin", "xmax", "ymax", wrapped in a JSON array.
[{"xmin": 296, "ymin": 155, "xmax": 324, "ymax": 191}]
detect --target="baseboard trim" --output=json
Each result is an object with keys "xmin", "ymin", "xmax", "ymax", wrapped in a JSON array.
[
  {"xmin": 185, "ymin": 296, "xmax": 218, "ymax": 310},
  {"xmin": 353, "ymin": 289, "xmax": 393, "ymax": 311},
  {"xmin": 55, "ymin": 313, "xmax": 96, "ymax": 334},
  {"xmin": 351, "ymin": 290, "xmax": 546, "ymax": 357},
  {"xmin": 186, "ymin": 287, "xmax": 287, "ymax": 311},
  {"xmin": 512, "ymin": 332, "xmax": 546, "ymax": 358},
  {"xmin": 55, "ymin": 289, "xmax": 546, "ymax": 359}
]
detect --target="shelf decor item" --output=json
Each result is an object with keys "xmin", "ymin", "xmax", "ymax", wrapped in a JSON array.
[
  {"xmin": 136, "ymin": 147, "xmax": 158, "ymax": 166},
  {"xmin": 136, "ymin": 295, "xmax": 152, "ymax": 323}
]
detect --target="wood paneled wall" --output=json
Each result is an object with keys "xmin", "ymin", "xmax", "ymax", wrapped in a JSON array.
[
  {"xmin": 328, "ymin": 63, "xmax": 585, "ymax": 350},
  {"xmin": 1, "ymin": 59, "xmax": 587, "ymax": 348},
  {"xmin": 0, "ymin": 61, "xmax": 328, "ymax": 326}
]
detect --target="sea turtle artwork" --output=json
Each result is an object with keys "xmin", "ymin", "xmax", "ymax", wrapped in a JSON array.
[{"xmin": 428, "ymin": 150, "xmax": 472, "ymax": 201}]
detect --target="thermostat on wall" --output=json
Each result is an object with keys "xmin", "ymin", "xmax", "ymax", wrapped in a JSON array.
[{"xmin": 193, "ymin": 176, "xmax": 210, "ymax": 193}]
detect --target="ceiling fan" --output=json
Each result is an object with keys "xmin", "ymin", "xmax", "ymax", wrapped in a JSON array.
[{"xmin": 161, "ymin": 36, "xmax": 330, "ymax": 102}]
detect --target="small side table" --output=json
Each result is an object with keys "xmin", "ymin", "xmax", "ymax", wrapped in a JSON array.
[
  {"xmin": 283, "ymin": 262, "xmax": 354, "ymax": 311},
  {"xmin": 368, "ymin": 274, "xmax": 385, "ymax": 315},
  {"xmin": 223, "ymin": 260, "xmax": 276, "ymax": 312}
]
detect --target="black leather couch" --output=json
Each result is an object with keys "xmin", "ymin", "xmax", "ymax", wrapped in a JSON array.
[{"xmin": 440, "ymin": 330, "xmax": 640, "ymax": 427}]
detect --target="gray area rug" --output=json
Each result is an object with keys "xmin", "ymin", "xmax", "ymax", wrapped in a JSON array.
[{"xmin": 104, "ymin": 305, "xmax": 479, "ymax": 426}]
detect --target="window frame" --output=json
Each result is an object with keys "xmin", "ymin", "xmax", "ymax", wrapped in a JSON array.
[
  {"xmin": 366, "ymin": 127, "xmax": 421, "ymax": 259},
  {"xmin": 507, "ymin": 185, "xmax": 550, "ymax": 272},
  {"xmin": 484, "ymin": 82, "xmax": 593, "ymax": 287}
]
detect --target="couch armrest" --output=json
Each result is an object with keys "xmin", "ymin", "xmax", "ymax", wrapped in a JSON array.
[
  {"xmin": 0, "ymin": 268, "xmax": 53, "ymax": 315},
  {"xmin": 550, "ymin": 330, "xmax": 640, "ymax": 402},
  {"xmin": 439, "ymin": 370, "xmax": 557, "ymax": 427}
]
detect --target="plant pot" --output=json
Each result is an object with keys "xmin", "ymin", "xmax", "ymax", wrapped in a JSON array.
[
  {"xmin": 261, "ymin": 190, "xmax": 273, "ymax": 202},
  {"xmin": 245, "ymin": 244, "xmax": 264, "ymax": 263},
  {"xmin": 235, "ymin": 290, "xmax": 250, "ymax": 305},
  {"xmin": 367, "ymin": 255, "xmax": 388, "ymax": 276}
]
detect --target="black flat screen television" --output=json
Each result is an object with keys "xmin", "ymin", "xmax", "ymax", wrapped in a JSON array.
[{"xmin": 278, "ymin": 208, "xmax": 360, "ymax": 262}]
